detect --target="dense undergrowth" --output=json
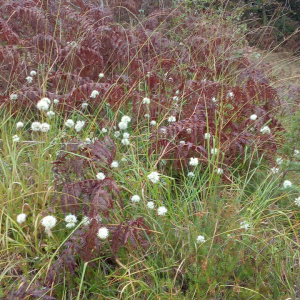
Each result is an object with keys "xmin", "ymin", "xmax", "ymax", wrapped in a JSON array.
[{"xmin": 1, "ymin": 0, "xmax": 300, "ymax": 299}]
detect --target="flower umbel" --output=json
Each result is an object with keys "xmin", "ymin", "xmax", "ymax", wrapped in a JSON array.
[
  {"xmin": 41, "ymin": 215, "xmax": 57, "ymax": 229},
  {"xmin": 17, "ymin": 213, "xmax": 27, "ymax": 224},
  {"xmin": 97, "ymin": 227, "xmax": 109, "ymax": 239},
  {"xmin": 157, "ymin": 206, "xmax": 168, "ymax": 216},
  {"xmin": 147, "ymin": 172, "xmax": 160, "ymax": 183}
]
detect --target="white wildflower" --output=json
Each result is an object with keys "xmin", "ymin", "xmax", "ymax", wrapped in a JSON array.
[
  {"xmin": 65, "ymin": 215, "xmax": 77, "ymax": 224},
  {"xmin": 101, "ymin": 128, "xmax": 108, "ymax": 133},
  {"xmin": 114, "ymin": 131, "xmax": 121, "ymax": 138},
  {"xmin": 26, "ymin": 76, "xmax": 33, "ymax": 83},
  {"xmin": 143, "ymin": 97, "xmax": 150, "ymax": 104},
  {"xmin": 96, "ymin": 172, "xmax": 105, "ymax": 180},
  {"xmin": 240, "ymin": 221, "xmax": 250, "ymax": 231},
  {"xmin": 276, "ymin": 157, "xmax": 283, "ymax": 165},
  {"xmin": 10, "ymin": 94, "xmax": 18, "ymax": 101},
  {"xmin": 173, "ymin": 96, "xmax": 179, "ymax": 101},
  {"xmin": 228, "ymin": 91, "xmax": 234, "ymax": 98},
  {"xmin": 121, "ymin": 116, "xmax": 131, "ymax": 123},
  {"xmin": 90, "ymin": 90, "xmax": 99, "ymax": 98},
  {"xmin": 121, "ymin": 157, "xmax": 127, "ymax": 162},
  {"xmin": 147, "ymin": 171, "xmax": 160, "ymax": 183},
  {"xmin": 271, "ymin": 167, "xmax": 279, "ymax": 174},
  {"xmin": 157, "ymin": 206, "xmax": 167, "ymax": 216},
  {"xmin": 211, "ymin": 148, "xmax": 218, "ymax": 155},
  {"xmin": 175, "ymin": 90, "xmax": 180, "ymax": 95},
  {"xmin": 111, "ymin": 161, "xmax": 119, "ymax": 168},
  {"xmin": 53, "ymin": 99, "xmax": 59, "ymax": 104},
  {"xmin": 250, "ymin": 114, "xmax": 257, "ymax": 120},
  {"xmin": 131, "ymin": 195, "xmax": 141, "ymax": 203},
  {"xmin": 187, "ymin": 172, "xmax": 195, "ymax": 178},
  {"xmin": 294, "ymin": 197, "xmax": 300, "ymax": 207},
  {"xmin": 186, "ymin": 128, "xmax": 192, "ymax": 134},
  {"xmin": 204, "ymin": 133, "xmax": 211, "ymax": 139},
  {"xmin": 150, "ymin": 120, "xmax": 157, "ymax": 126},
  {"xmin": 294, "ymin": 149, "xmax": 299, "ymax": 156},
  {"xmin": 40, "ymin": 123, "xmax": 50, "ymax": 132},
  {"xmin": 46, "ymin": 111, "xmax": 55, "ymax": 119},
  {"xmin": 36, "ymin": 99, "xmax": 50, "ymax": 111},
  {"xmin": 65, "ymin": 119, "xmax": 75, "ymax": 128},
  {"xmin": 66, "ymin": 222, "xmax": 76, "ymax": 228},
  {"xmin": 179, "ymin": 141, "xmax": 185, "ymax": 145},
  {"xmin": 123, "ymin": 132, "xmax": 130, "ymax": 139},
  {"xmin": 82, "ymin": 216, "xmax": 91, "ymax": 226},
  {"xmin": 41, "ymin": 215, "xmax": 57, "ymax": 229},
  {"xmin": 13, "ymin": 135, "xmax": 20, "ymax": 142},
  {"xmin": 75, "ymin": 120, "xmax": 85, "ymax": 132},
  {"xmin": 189, "ymin": 157, "xmax": 199, "ymax": 166},
  {"xmin": 16, "ymin": 122, "xmax": 24, "ymax": 129},
  {"xmin": 17, "ymin": 213, "xmax": 27, "ymax": 224},
  {"xmin": 121, "ymin": 138, "xmax": 130, "ymax": 145},
  {"xmin": 168, "ymin": 116, "xmax": 176, "ymax": 123},
  {"xmin": 260, "ymin": 126, "xmax": 271, "ymax": 134},
  {"xmin": 118, "ymin": 121, "xmax": 128, "ymax": 130},
  {"xmin": 212, "ymin": 97, "xmax": 217, "ymax": 103},
  {"xmin": 196, "ymin": 235, "xmax": 205, "ymax": 243},
  {"xmin": 31, "ymin": 122, "xmax": 41, "ymax": 131},
  {"xmin": 82, "ymin": 102, "xmax": 88, "ymax": 109},
  {"xmin": 30, "ymin": 70, "xmax": 37, "ymax": 76},
  {"xmin": 85, "ymin": 137, "xmax": 91, "ymax": 144},
  {"xmin": 97, "ymin": 227, "xmax": 109, "ymax": 239},
  {"xmin": 215, "ymin": 168, "xmax": 223, "ymax": 175},
  {"xmin": 147, "ymin": 201, "xmax": 155, "ymax": 209},
  {"xmin": 144, "ymin": 114, "xmax": 150, "ymax": 118},
  {"xmin": 99, "ymin": 73, "xmax": 104, "ymax": 78},
  {"xmin": 283, "ymin": 180, "xmax": 292, "ymax": 189}
]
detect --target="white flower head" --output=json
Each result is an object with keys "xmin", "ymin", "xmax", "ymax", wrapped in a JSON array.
[
  {"xmin": 144, "ymin": 114, "xmax": 150, "ymax": 118},
  {"xmin": 121, "ymin": 138, "xmax": 130, "ymax": 145},
  {"xmin": 240, "ymin": 221, "xmax": 250, "ymax": 231},
  {"xmin": 204, "ymin": 133, "xmax": 211, "ymax": 139},
  {"xmin": 102, "ymin": 128, "xmax": 108, "ymax": 133},
  {"xmin": 123, "ymin": 132, "xmax": 130, "ymax": 139},
  {"xmin": 270, "ymin": 167, "xmax": 279, "ymax": 174},
  {"xmin": 168, "ymin": 116, "xmax": 176, "ymax": 123},
  {"xmin": 211, "ymin": 148, "xmax": 218, "ymax": 155},
  {"xmin": 118, "ymin": 121, "xmax": 128, "ymax": 130},
  {"xmin": 66, "ymin": 222, "xmax": 76, "ymax": 228},
  {"xmin": 31, "ymin": 122, "xmax": 41, "ymax": 131},
  {"xmin": 189, "ymin": 157, "xmax": 199, "ymax": 166},
  {"xmin": 196, "ymin": 235, "xmax": 205, "ymax": 243},
  {"xmin": 97, "ymin": 227, "xmax": 109, "ymax": 239},
  {"xmin": 294, "ymin": 149, "xmax": 299, "ymax": 156},
  {"xmin": 228, "ymin": 91, "xmax": 234, "ymax": 98},
  {"xmin": 147, "ymin": 201, "xmax": 155, "ymax": 209},
  {"xmin": 260, "ymin": 125, "xmax": 271, "ymax": 134},
  {"xmin": 47, "ymin": 111, "xmax": 55, "ymax": 119},
  {"xmin": 121, "ymin": 116, "xmax": 131, "ymax": 123},
  {"xmin": 10, "ymin": 94, "xmax": 18, "ymax": 101},
  {"xmin": 212, "ymin": 97, "xmax": 217, "ymax": 103},
  {"xmin": 82, "ymin": 216, "xmax": 91, "ymax": 226},
  {"xmin": 114, "ymin": 131, "xmax": 120, "ymax": 138},
  {"xmin": 157, "ymin": 206, "xmax": 168, "ymax": 216},
  {"xmin": 215, "ymin": 168, "xmax": 223, "ymax": 175},
  {"xmin": 90, "ymin": 90, "xmax": 99, "ymax": 98},
  {"xmin": 121, "ymin": 157, "xmax": 127, "ymax": 162},
  {"xmin": 283, "ymin": 180, "xmax": 292, "ymax": 189},
  {"xmin": 65, "ymin": 214, "xmax": 77, "ymax": 223},
  {"xmin": 30, "ymin": 70, "xmax": 37, "ymax": 76},
  {"xmin": 13, "ymin": 135, "xmax": 20, "ymax": 142},
  {"xmin": 186, "ymin": 128, "xmax": 192, "ymax": 134},
  {"xmin": 75, "ymin": 120, "xmax": 85, "ymax": 132},
  {"xmin": 143, "ymin": 97, "xmax": 150, "ymax": 104},
  {"xmin": 294, "ymin": 197, "xmax": 300, "ymax": 207},
  {"xmin": 276, "ymin": 157, "xmax": 283, "ymax": 165},
  {"xmin": 53, "ymin": 99, "xmax": 59, "ymax": 104},
  {"xmin": 175, "ymin": 90, "xmax": 180, "ymax": 95},
  {"xmin": 111, "ymin": 161, "xmax": 119, "ymax": 168},
  {"xmin": 250, "ymin": 114, "xmax": 257, "ymax": 121},
  {"xmin": 65, "ymin": 119, "xmax": 75, "ymax": 128},
  {"xmin": 173, "ymin": 96, "xmax": 179, "ymax": 101},
  {"xmin": 17, "ymin": 213, "xmax": 27, "ymax": 224},
  {"xmin": 37, "ymin": 99, "xmax": 50, "ymax": 111},
  {"xmin": 82, "ymin": 102, "xmax": 88, "ymax": 109},
  {"xmin": 26, "ymin": 76, "xmax": 33, "ymax": 83},
  {"xmin": 187, "ymin": 172, "xmax": 195, "ymax": 178},
  {"xmin": 16, "ymin": 122, "xmax": 24, "ymax": 129},
  {"xmin": 131, "ymin": 195, "xmax": 141, "ymax": 203},
  {"xmin": 150, "ymin": 120, "xmax": 157, "ymax": 126},
  {"xmin": 147, "ymin": 171, "xmax": 160, "ymax": 183},
  {"xmin": 96, "ymin": 172, "xmax": 105, "ymax": 180},
  {"xmin": 40, "ymin": 123, "xmax": 50, "ymax": 132},
  {"xmin": 41, "ymin": 215, "xmax": 57, "ymax": 229},
  {"xmin": 99, "ymin": 73, "xmax": 104, "ymax": 78}
]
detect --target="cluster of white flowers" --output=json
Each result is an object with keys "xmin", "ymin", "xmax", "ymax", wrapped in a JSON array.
[
  {"xmin": 123, "ymin": 132, "xmax": 130, "ymax": 139},
  {"xmin": 47, "ymin": 111, "xmax": 55, "ymax": 119},
  {"xmin": 102, "ymin": 128, "xmax": 107, "ymax": 133},
  {"xmin": 40, "ymin": 123, "xmax": 50, "ymax": 132},
  {"xmin": 13, "ymin": 135, "xmax": 20, "ymax": 142},
  {"xmin": 189, "ymin": 157, "xmax": 199, "ymax": 166},
  {"xmin": 211, "ymin": 148, "xmax": 218, "ymax": 155},
  {"xmin": 147, "ymin": 201, "xmax": 155, "ymax": 209},
  {"xmin": 215, "ymin": 168, "xmax": 223, "ymax": 175},
  {"xmin": 294, "ymin": 149, "xmax": 299, "ymax": 156},
  {"xmin": 75, "ymin": 120, "xmax": 85, "ymax": 132},
  {"xmin": 150, "ymin": 120, "xmax": 157, "ymax": 126},
  {"xmin": 10, "ymin": 94, "xmax": 18, "ymax": 101},
  {"xmin": 99, "ymin": 73, "xmax": 104, "ymax": 78},
  {"xmin": 30, "ymin": 70, "xmax": 37, "ymax": 76},
  {"xmin": 118, "ymin": 121, "xmax": 128, "ymax": 130},
  {"xmin": 196, "ymin": 235, "xmax": 205, "ymax": 243},
  {"xmin": 82, "ymin": 216, "xmax": 91, "ymax": 226},
  {"xmin": 131, "ymin": 195, "xmax": 141, "ymax": 203},
  {"xmin": 144, "ymin": 114, "xmax": 150, "ymax": 118},
  {"xmin": 17, "ymin": 213, "xmax": 27, "ymax": 224},
  {"xmin": 212, "ymin": 97, "xmax": 217, "ymax": 103},
  {"xmin": 41, "ymin": 215, "xmax": 57, "ymax": 230},
  {"xmin": 97, "ymin": 227, "xmax": 109, "ymax": 239},
  {"xmin": 179, "ymin": 141, "xmax": 185, "ymax": 145},
  {"xmin": 31, "ymin": 122, "xmax": 41, "ymax": 131},
  {"xmin": 37, "ymin": 98, "xmax": 51, "ymax": 111},
  {"xmin": 96, "ymin": 172, "xmax": 105, "ymax": 180},
  {"xmin": 65, "ymin": 214, "xmax": 77, "ymax": 228},
  {"xmin": 175, "ymin": 90, "xmax": 180, "ymax": 95},
  {"xmin": 114, "ymin": 131, "xmax": 120, "ymax": 138},
  {"xmin": 294, "ymin": 197, "xmax": 300, "ymax": 207},
  {"xmin": 204, "ymin": 133, "xmax": 211, "ymax": 139},
  {"xmin": 187, "ymin": 172, "xmax": 195, "ymax": 178},
  {"xmin": 26, "ymin": 76, "xmax": 33, "ymax": 83},
  {"xmin": 270, "ymin": 167, "xmax": 279, "ymax": 174},
  {"xmin": 240, "ymin": 221, "xmax": 250, "ymax": 231},
  {"xmin": 90, "ymin": 90, "xmax": 99, "ymax": 98},
  {"xmin": 82, "ymin": 102, "xmax": 88, "ymax": 109},
  {"xmin": 16, "ymin": 122, "xmax": 24, "ymax": 129},
  {"xmin": 143, "ymin": 97, "xmax": 150, "ymax": 104},
  {"xmin": 260, "ymin": 125, "xmax": 271, "ymax": 134},
  {"xmin": 111, "ymin": 161, "xmax": 119, "ymax": 168},
  {"xmin": 228, "ymin": 91, "xmax": 234, "ymax": 98},
  {"xmin": 250, "ymin": 114, "xmax": 257, "ymax": 121},
  {"xmin": 283, "ymin": 180, "xmax": 292, "ymax": 189},
  {"xmin": 121, "ymin": 138, "xmax": 130, "ymax": 145},
  {"xmin": 173, "ymin": 96, "xmax": 179, "ymax": 101},
  {"xmin": 148, "ymin": 171, "xmax": 160, "ymax": 183},
  {"xmin": 121, "ymin": 116, "xmax": 131, "ymax": 123},
  {"xmin": 157, "ymin": 206, "xmax": 167, "ymax": 216},
  {"xmin": 53, "ymin": 99, "xmax": 59, "ymax": 104},
  {"xmin": 276, "ymin": 157, "xmax": 283, "ymax": 165},
  {"xmin": 65, "ymin": 119, "xmax": 75, "ymax": 128},
  {"xmin": 186, "ymin": 128, "xmax": 192, "ymax": 134},
  {"xmin": 168, "ymin": 116, "xmax": 176, "ymax": 123}
]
